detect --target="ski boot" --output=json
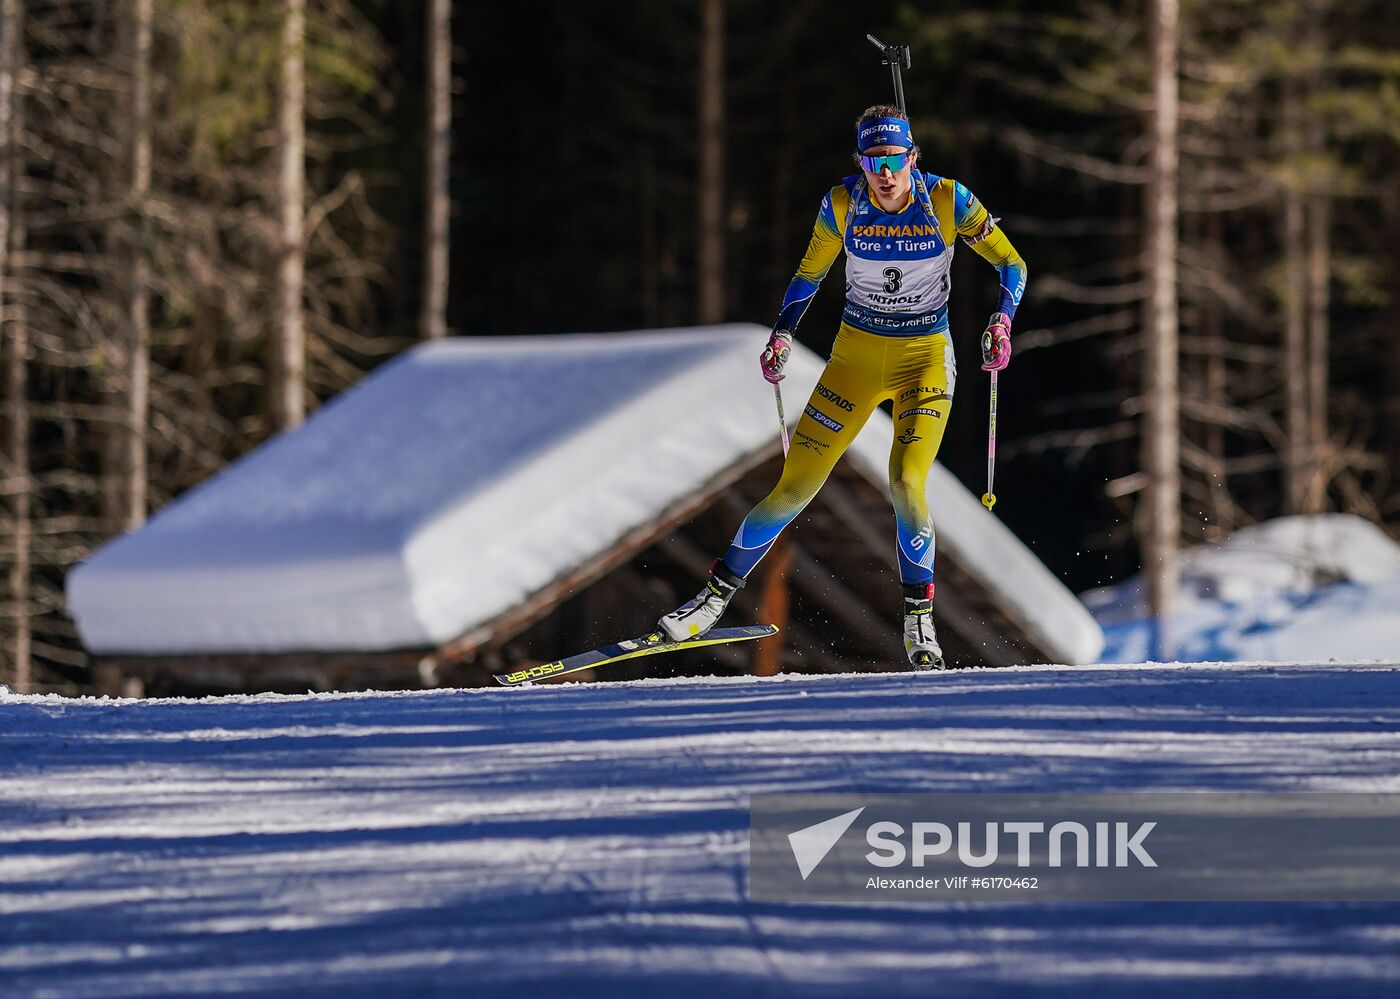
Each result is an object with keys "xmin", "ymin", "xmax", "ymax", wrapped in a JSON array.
[
  {"xmin": 659, "ymin": 561, "xmax": 746, "ymax": 642},
  {"xmin": 902, "ymin": 582, "xmax": 946, "ymax": 670}
]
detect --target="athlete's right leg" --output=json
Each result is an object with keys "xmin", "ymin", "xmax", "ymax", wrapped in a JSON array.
[{"xmin": 659, "ymin": 326, "xmax": 886, "ymax": 640}]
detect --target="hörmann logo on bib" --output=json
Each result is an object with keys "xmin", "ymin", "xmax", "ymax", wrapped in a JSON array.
[{"xmin": 852, "ymin": 224, "xmax": 938, "ymax": 238}]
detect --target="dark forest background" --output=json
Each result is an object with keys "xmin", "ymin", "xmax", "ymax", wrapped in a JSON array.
[{"xmin": 3, "ymin": 0, "xmax": 1399, "ymax": 689}]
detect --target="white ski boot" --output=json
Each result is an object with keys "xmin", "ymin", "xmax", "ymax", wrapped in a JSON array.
[
  {"xmin": 902, "ymin": 582, "xmax": 945, "ymax": 670},
  {"xmin": 659, "ymin": 562, "xmax": 746, "ymax": 641}
]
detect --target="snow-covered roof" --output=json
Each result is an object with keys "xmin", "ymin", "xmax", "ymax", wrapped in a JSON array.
[{"xmin": 67, "ymin": 325, "xmax": 1102, "ymax": 663}]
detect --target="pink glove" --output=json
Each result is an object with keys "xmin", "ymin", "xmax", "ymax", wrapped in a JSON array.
[
  {"xmin": 760, "ymin": 329, "xmax": 793, "ymax": 384},
  {"xmin": 981, "ymin": 312, "xmax": 1012, "ymax": 372}
]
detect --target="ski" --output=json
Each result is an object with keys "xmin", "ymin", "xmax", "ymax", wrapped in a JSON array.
[{"xmin": 493, "ymin": 625, "xmax": 779, "ymax": 686}]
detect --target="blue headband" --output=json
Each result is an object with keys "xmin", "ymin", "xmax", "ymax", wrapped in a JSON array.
[{"xmin": 856, "ymin": 116, "xmax": 913, "ymax": 152}]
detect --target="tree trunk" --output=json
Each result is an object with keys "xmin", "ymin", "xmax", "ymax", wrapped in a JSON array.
[
  {"xmin": 771, "ymin": 47, "xmax": 793, "ymax": 299},
  {"xmin": 2, "ymin": 285, "xmax": 26, "ymax": 696},
  {"xmin": 1388, "ymin": 193, "xmax": 1400, "ymax": 485},
  {"xmin": 1304, "ymin": 191, "xmax": 1329, "ymax": 514},
  {"xmin": 696, "ymin": 0, "xmax": 724, "ymax": 325},
  {"xmin": 3, "ymin": 240, "xmax": 25, "ymax": 694},
  {"xmin": 1202, "ymin": 211, "xmax": 1230, "ymax": 536},
  {"xmin": 1142, "ymin": 0, "xmax": 1180, "ymax": 657},
  {"xmin": 272, "ymin": 0, "xmax": 306, "ymax": 429},
  {"xmin": 1, "ymin": 0, "xmax": 28, "ymax": 692},
  {"xmin": 122, "ymin": 0, "xmax": 152, "ymax": 529},
  {"xmin": 640, "ymin": 143, "xmax": 659, "ymax": 327},
  {"xmin": 753, "ymin": 537, "xmax": 791, "ymax": 677},
  {"xmin": 420, "ymin": 0, "xmax": 450, "ymax": 340},
  {"xmin": 1281, "ymin": 82, "xmax": 1308, "ymax": 515},
  {"xmin": 1303, "ymin": 7, "xmax": 1330, "ymax": 515}
]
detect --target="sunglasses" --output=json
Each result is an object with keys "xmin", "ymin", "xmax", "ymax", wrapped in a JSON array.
[{"xmin": 858, "ymin": 150, "xmax": 912, "ymax": 174}]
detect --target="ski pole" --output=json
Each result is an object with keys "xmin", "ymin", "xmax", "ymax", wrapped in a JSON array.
[
  {"xmin": 982, "ymin": 370, "xmax": 998, "ymax": 511},
  {"xmin": 773, "ymin": 382, "xmax": 790, "ymax": 457}
]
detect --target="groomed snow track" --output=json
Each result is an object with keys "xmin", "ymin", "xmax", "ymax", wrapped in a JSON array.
[{"xmin": 3, "ymin": 661, "xmax": 1399, "ymax": 997}]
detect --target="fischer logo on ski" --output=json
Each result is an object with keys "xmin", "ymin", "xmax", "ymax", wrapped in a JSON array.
[
  {"xmin": 494, "ymin": 625, "xmax": 779, "ymax": 686},
  {"xmin": 501, "ymin": 661, "xmax": 569, "ymax": 684}
]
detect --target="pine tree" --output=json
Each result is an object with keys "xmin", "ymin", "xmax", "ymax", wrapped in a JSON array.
[
  {"xmin": 271, "ymin": 0, "xmax": 306, "ymax": 429},
  {"xmin": 1143, "ymin": 0, "xmax": 1181, "ymax": 646},
  {"xmin": 420, "ymin": 0, "xmax": 450, "ymax": 340},
  {"xmin": 0, "ymin": 0, "xmax": 26, "ymax": 692},
  {"xmin": 696, "ymin": 0, "xmax": 725, "ymax": 324}
]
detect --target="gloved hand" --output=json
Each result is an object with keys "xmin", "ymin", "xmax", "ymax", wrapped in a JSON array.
[
  {"xmin": 980, "ymin": 312, "xmax": 1012, "ymax": 372},
  {"xmin": 760, "ymin": 329, "xmax": 793, "ymax": 383}
]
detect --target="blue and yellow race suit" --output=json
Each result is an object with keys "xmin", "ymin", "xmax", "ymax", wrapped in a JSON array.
[{"xmin": 723, "ymin": 170, "xmax": 1027, "ymax": 587}]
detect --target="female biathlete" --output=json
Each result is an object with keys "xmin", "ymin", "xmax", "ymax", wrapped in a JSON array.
[{"xmin": 659, "ymin": 105, "xmax": 1027, "ymax": 669}]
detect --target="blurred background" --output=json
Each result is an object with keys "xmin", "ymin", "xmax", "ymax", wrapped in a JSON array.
[{"xmin": 2, "ymin": 0, "xmax": 1398, "ymax": 692}]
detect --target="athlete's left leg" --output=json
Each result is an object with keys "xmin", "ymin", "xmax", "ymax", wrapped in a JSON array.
[
  {"xmin": 886, "ymin": 332, "xmax": 957, "ymax": 586},
  {"xmin": 886, "ymin": 332, "xmax": 956, "ymax": 668}
]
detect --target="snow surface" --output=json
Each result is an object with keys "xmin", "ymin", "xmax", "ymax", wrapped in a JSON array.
[
  {"xmin": 2, "ymin": 664, "xmax": 1398, "ymax": 997},
  {"xmin": 66, "ymin": 326, "xmax": 1101, "ymax": 663},
  {"xmin": 1083, "ymin": 515, "xmax": 1400, "ymax": 663}
]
